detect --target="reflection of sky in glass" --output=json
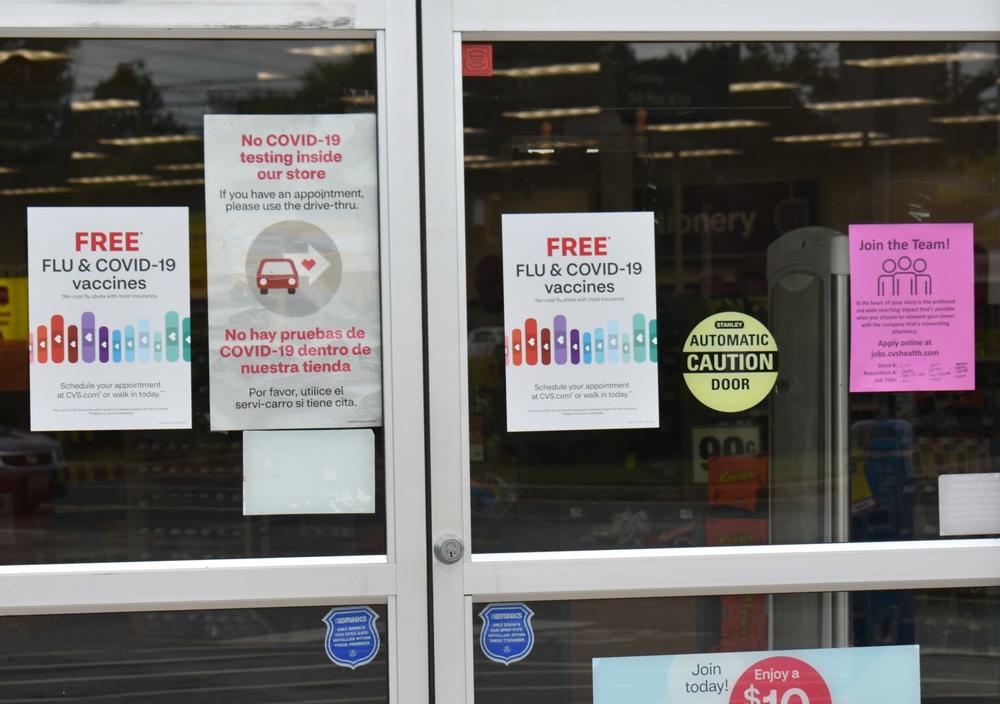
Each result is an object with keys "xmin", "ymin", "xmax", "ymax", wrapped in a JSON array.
[
  {"xmin": 72, "ymin": 40, "xmax": 363, "ymax": 129},
  {"xmin": 628, "ymin": 40, "xmax": 998, "ymax": 86}
]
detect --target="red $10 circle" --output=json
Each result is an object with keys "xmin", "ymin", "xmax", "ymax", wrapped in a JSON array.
[{"xmin": 729, "ymin": 656, "xmax": 832, "ymax": 704}]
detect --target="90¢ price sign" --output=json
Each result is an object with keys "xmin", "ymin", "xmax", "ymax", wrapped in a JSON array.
[
  {"xmin": 692, "ymin": 426, "xmax": 761, "ymax": 483},
  {"xmin": 730, "ymin": 656, "xmax": 831, "ymax": 704}
]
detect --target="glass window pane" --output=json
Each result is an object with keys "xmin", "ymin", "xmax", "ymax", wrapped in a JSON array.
[
  {"xmin": 0, "ymin": 604, "xmax": 388, "ymax": 702},
  {"xmin": 472, "ymin": 588, "xmax": 1000, "ymax": 703},
  {"xmin": 462, "ymin": 40, "xmax": 1000, "ymax": 552},
  {"xmin": 0, "ymin": 39, "xmax": 384, "ymax": 563}
]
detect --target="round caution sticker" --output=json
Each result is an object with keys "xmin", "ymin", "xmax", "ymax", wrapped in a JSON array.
[{"xmin": 682, "ymin": 312, "xmax": 778, "ymax": 413}]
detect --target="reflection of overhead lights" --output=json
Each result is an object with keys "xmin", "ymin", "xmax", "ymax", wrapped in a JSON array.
[
  {"xmin": 287, "ymin": 43, "xmax": 373, "ymax": 58},
  {"xmin": 99, "ymin": 135, "xmax": 202, "ymax": 146},
  {"xmin": 931, "ymin": 114, "xmax": 1000, "ymax": 124},
  {"xmin": 342, "ymin": 94, "xmax": 376, "ymax": 106},
  {"xmin": 502, "ymin": 106, "xmax": 601, "ymax": 120},
  {"xmin": 846, "ymin": 51, "xmax": 997, "ymax": 68},
  {"xmin": 774, "ymin": 131, "xmax": 886, "ymax": 143},
  {"xmin": 0, "ymin": 50, "xmax": 68, "ymax": 62},
  {"xmin": 155, "ymin": 163, "xmax": 204, "ymax": 171},
  {"xmin": 464, "ymin": 155, "xmax": 492, "ymax": 163},
  {"xmin": 729, "ymin": 81, "xmax": 800, "ymax": 92},
  {"xmin": 0, "ymin": 186, "xmax": 72, "ymax": 196},
  {"xmin": 463, "ymin": 126, "xmax": 489, "ymax": 134},
  {"xmin": 140, "ymin": 178, "xmax": 205, "ymax": 188},
  {"xmin": 680, "ymin": 148, "xmax": 741, "ymax": 158},
  {"xmin": 806, "ymin": 97, "xmax": 934, "ymax": 111},
  {"xmin": 71, "ymin": 151, "xmax": 107, "ymax": 160},
  {"xmin": 465, "ymin": 159, "xmax": 555, "ymax": 169},
  {"xmin": 833, "ymin": 136, "xmax": 943, "ymax": 148},
  {"xmin": 586, "ymin": 148, "xmax": 599, "ymax": 154},
  {"xmin": 71, "ymin": 98, "xmax": 140, "ymax": 112},
  {"xmin": 0, "ymin": 167, "xmax": 17, "ymax": 174},
  {"xmin": 514, "ymin": 137, "xmax": 599, "ymax": 150},
  {"xmin": 640, "ymin": 148, "xmax": 742, "ymax": 159},
  {"xmin": 493, "ymin": 62, "xmax": 600, "ymax": 78},
  {"xmin": 68, "ymin": 174, "xmax": 152, "ymax": 184},
  {"xmin": 256, "ymin": 71, "xmax": 289, "ymax": 81},
  {"xmin": 647, "ymin": 119, "xmax": 767, "ymax": 132},
  {"xmin": 526, "ymin": 148, "xmax": 555, "ymax": 155}
]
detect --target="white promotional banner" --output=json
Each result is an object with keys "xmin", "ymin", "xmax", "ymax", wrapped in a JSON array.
[
  {"xmin": 502, "ymin": 212, "xmax": 658, "ymax": 432},
  {"xmin": 594, "ymin": 645, "xmax": 920, "ymax": 704},
  {"xmin": 204, "ymin": 114, "xmax": 382, "ymax": 430},
  {"xmin": 28, "ymin": 207, "xmax": 192, "ymax": 431}
]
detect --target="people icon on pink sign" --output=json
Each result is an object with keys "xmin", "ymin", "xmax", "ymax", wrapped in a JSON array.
[{"xmin": 878, "ymin": 256, "xmax": 932, "ymax": 296}]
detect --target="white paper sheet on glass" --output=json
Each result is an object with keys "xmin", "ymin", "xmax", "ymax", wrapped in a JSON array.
[
  {"xmin": 938, "ymin": 472, "xmax": 1000, "ymax": 536},
  {"xmin": 243, "ymin": 429, "xmax": 375, "ymax": 515}
]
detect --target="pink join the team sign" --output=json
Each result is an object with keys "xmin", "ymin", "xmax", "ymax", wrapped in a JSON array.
[{"xmin": 849, "ymin": 223, "xmax": 975, "ymax": 393}]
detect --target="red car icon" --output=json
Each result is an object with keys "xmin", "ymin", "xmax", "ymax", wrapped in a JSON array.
[{"xmin": 257, "ymin": 258, "xmax": 298, "ymax": 294}]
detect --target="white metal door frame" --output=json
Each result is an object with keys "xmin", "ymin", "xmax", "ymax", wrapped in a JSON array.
[
  {"xmin": 421, "ymin": 2, "xmax": 1000, "ymax": 702},
  {"xmin": 0, "ymin": 2, "xmax": 428, "ymax": 703}
]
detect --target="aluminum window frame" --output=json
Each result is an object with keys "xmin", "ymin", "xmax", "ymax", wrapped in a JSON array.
[
  {"xmin": 421, "ymin": 1, "xmax": 1000, "ymax": 702},
  {"xmin": 0, "ymin": 2, "xmax": 427, "ymax": 703}
]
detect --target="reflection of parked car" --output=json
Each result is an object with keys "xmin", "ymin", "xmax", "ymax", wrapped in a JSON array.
[
  {"xmin": 468, "ymin": 326, "xmax": 504, "ymax": 357},
  {"xmin": 0, "ymin": 428, "xmax": 64, "ymax": 516},
  {"xmin": 256, "ymin": 258, "xmax": 298, "ymax": 295}
]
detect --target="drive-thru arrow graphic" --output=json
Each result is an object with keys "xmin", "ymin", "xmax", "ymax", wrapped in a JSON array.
[{"xmin": 283, "ymin": 243, "xmax": 331, "ymax": 285}]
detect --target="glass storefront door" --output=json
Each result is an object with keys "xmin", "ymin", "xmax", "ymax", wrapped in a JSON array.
[
  {"xmin": 0, "ymin": 2, "xmax": 429, "ymax": 702},
  {"xmin": 422, "ymin": 2, "xmax": 1000, "ymax": 702}
]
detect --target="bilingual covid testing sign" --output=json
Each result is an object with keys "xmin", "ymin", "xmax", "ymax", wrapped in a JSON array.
[
  {"xmin": 593, "ymin": 645, "xmax": 920, "ymax": 704},
  {"xmin": 849, "ymin": 223, "xmax": 974, "ymax": 392},
  {"xmin": 28, "ymin": 207, "xmax": 192, "ymax": 431},
  {"xmin": 204, "ymin": 114, "xmax": 382, "ymax": 430},
  {"xmin": 502, "ymin": 212, "xmax": 658, "ymax": 432}
]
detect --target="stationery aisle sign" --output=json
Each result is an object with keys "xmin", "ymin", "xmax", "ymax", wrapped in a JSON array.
[
  {"xmin": 849, "ymin": 223, "xmax": 974, "ymax": 392},
  {"xmin": 205, "ymin": 114, "xmax": 382, "ymax": 430},
  {"xmin": 593, "ymin": 645, "xmax": 920, "ymax": 704},
  {"xmin": 28, "ymin": 207, "xmax": 192, "ymax": 431},
  {"xmin": 502, "ymin": 211, "xmax": 658, "ymax": 432}
]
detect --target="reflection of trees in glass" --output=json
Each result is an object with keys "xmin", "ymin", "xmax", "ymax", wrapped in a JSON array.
[
  {"xmin": 294, "ymin": 55, "xmax": 377, "ymax": 113},
  {"xmin": 91, "ymin": 60, "xmax": 179, "ymax": 133},
  {"xmin": 0, "ymin": 40, "xmax": 78, "ymax": 163},
  {"xmin": 70, "ymin": 59, "xmax": 196, "ymax": 185}
]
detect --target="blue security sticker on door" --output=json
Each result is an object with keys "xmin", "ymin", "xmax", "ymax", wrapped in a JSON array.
[
  {"xmin": 479, "ymin": 603, "xmax": 535, "ymax": 665},
  {"xmin": 322, "ymin": 606, "xmax": 380, "ymax": 669}
]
